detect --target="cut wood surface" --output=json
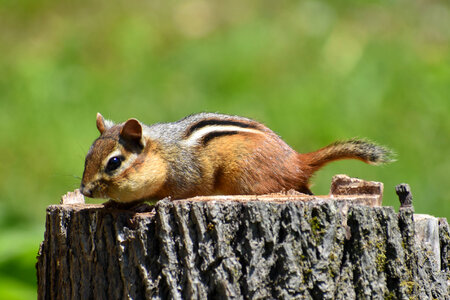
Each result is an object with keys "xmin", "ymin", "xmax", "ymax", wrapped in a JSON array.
[{"xmin": 37, "ymin": 176, "xmax": 449, "ymax": 299}]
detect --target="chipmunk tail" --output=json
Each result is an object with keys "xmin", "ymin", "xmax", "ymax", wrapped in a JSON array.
[{"xmin": 300, "ymin": 138, "xmax": 395, "ymax": 173}]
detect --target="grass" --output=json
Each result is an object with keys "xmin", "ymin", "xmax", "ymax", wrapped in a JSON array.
[{"xmin": 0, "ymin": 0, "xmax": 449, "ymax": 298}]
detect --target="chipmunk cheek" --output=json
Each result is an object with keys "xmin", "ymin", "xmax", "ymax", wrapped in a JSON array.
[
  {"xmin": 142, "ymin": 157, "xmax": 167, "ymax": 187},
  {"xmin": 108, "ymin": 187, "xmax": 137, "ymax": 202},
  {"xmin": 104, "ymin": 177, "xmax": 134, "ymax": 201},
  {"xmin": 104, "ymin": 189, "xmax": 119, "ymax": 201},
  {"xmin": 101, "ymin": 179, "xmax": 125, "ymax": 200}
]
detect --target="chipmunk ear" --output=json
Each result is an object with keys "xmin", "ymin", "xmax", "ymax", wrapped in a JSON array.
[
  {"xmin": 96, "ymin": 113, "xmax": 106, "ymax": 134},
  {"xmin": 96, "ymin": 113, "xmax": 114, "ymax": 135},
  {"xmin": 120, "ymin": 118, "xmax": 145, "ymax": 148}
]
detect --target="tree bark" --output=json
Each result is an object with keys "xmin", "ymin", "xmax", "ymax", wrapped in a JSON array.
[{"xmin": 37, "ymin": 177, "xmax": 449, "ymax": 299}]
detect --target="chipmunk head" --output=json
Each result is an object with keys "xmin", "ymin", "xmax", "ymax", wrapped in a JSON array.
[{"xmin": 80, "ymin": 113, "xmax": 168, "ymax": 202}]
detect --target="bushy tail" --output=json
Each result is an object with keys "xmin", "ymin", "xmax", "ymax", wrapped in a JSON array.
[{"xmin": 301, "ymin": 139, "xmax": 395, "ymax": 173}]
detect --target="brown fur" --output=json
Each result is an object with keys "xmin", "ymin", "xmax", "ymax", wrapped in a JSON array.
[
  {"xmin": 81, "ymin": 113, "xmax": 393, "ymax": 202},
  {"xmin": 199, "ymin": 131, "xmax": 310, "ymax": 196}
]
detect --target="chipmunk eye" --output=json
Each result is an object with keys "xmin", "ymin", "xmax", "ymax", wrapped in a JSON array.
[{"xmin": 105, "ymin": 156, "xmax": 124, "ymax": 173}]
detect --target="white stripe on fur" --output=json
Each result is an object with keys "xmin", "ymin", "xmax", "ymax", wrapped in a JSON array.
[{"xmin": 182, "ymin": 125, "xmax": 262, "ymax": 146}]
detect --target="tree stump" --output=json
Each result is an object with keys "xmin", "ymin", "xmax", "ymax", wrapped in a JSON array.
[{"xmin": 37, "ymin": 176, "xmax": 449, "ymax": 299}]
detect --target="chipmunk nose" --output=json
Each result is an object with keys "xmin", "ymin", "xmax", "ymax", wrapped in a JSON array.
[{"xmin": 80, "ymin": 183, "xmax": 93, "ymax": 198}]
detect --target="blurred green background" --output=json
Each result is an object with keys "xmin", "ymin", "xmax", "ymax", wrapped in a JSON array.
[{"xmin": 0, "ymin": 0, "xmax": 449, "ymax": 298}]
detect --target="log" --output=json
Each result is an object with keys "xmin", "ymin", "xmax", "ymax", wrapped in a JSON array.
[{"xmin": 37, "ymin": 176, "xmax": 449, "ymax": 299}]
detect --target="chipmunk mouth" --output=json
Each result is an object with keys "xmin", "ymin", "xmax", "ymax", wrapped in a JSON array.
[
  {"xmin": 80, "ymin": 183, "xmax": 94, "ymax": 198},
  {"xmin": 80, "ymin": 178, "xmax": 111, "ymax": 199}
]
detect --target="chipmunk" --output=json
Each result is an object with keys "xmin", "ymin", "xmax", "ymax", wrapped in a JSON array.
[{"xmin": 80, "ymin": 113, "xmax": 394, "ymax": 202}]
